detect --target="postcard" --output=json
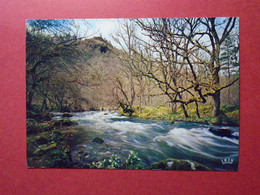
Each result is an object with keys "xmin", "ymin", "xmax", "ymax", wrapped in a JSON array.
[{"xmin": 26, "ymin": 17, "xmax": 239, "ymax": 171}]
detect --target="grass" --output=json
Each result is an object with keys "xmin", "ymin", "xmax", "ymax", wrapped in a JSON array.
[{"xmin": 120, "ymin": 104, "xmax": 239, "ymax": 126}]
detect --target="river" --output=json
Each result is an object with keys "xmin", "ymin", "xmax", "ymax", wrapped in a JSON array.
[{"xmin": 55, "ymin": 111, "xmax": 239, "ymax": 171}]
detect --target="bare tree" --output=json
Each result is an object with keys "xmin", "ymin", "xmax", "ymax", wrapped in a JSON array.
[
  {"xmin": 131, "ymin": 17, "xmax": 239, "ymax": 117},
  {"xmin": 26, "ymin": 20, "xmax": 82, "ymax": 111}
]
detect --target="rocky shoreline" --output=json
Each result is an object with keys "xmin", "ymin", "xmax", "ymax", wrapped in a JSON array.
[{"xmin": 27, "ymin": 111, "xmax": 213, "ymax": 170}]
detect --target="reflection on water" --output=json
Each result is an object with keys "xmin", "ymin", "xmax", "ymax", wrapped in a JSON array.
[{"xmin": 65, "ymin": 111, "xmax": 239, "ymax": 171}]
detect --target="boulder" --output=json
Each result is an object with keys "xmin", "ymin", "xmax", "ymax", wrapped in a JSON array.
[
  {"xmin": 169, "ymin": 119, "xmax": 175, "ymax": 124},
  {"xmin": 150, "ymin": 158, "xmax": 211, "ymax": 171},
  {"xmin": 93, "ymin": 137, "xmax": 104, "ymax": 144},
  {"xmin": 27, "ymin": 111, "xmax": 53, "ymax": 122},
  {"xmin": 36, "ymin": 136, "xmax": 48, "ymax": 145},
  {"xmin": 209, "ymin": 128, "xmax": 232, "ymax": 138},
  {"xmin": 52, "ymin": 119, "xmax": 77, "ymax": 127},
  {"xmin": 33, "ymin": 143, "xmax": 57, "ymax": 155},
  {"xmin": 62, "ymin": 113, "xmax": 73, "ymax": 118}
]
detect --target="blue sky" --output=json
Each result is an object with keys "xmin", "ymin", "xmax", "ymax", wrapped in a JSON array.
[
  {"xmin": 27, "ymin": 17, "xmax": 239, "ymax": 51},
  {"xmin": 73, "ymin": 19, "xmax": 125, "ymax": 48}
]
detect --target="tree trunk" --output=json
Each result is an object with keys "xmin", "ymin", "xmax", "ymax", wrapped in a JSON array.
[
  {"xmin": 26, "ymin": 91, "xmax": 34, "ymax": 111},
  {"xmin": 212, "ymin": 92, "xmax": 221, "ymax": 117},
  {"xmin": 181, "ymin": 104, "xmax": 189, "ymax": 118},
  {"xmin": 211, "ymin": 57, "xmax": 221, "ymax": 117},
  {"xmin": 195, "ymin": 101, "xmax": 200, "ymax": 118},
  {"xmin": 41, "ymin": 98, "xmax": 48, "ymax": 111}
]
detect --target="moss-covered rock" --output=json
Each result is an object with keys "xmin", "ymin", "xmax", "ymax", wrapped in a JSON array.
[
  {"xmin": 27, "ymin": 111, "xmax": 53, "ymax": 122},
  {"xmin": 62, "ymin": 113, "xmax": 73, "ymax": 118},
  {"xmin": 52, "ymin": 119, "xmax": 78, "ymax": 128},
  {"xmin": 27, "ymin": 130, "xmax": 72, "ymax": 168},
  {"xmin": 169, "ymin": 118, "xmax": 175, "ymax": 124},
  {"xmin": 27, "ymin": 118, "xmax": 78, "ymax": 136},
  {"xmin": 150, "ymin": 158, "xmax": 211, "ymax": 171},
  {"xmin": 93, "ymin": 137, "xmax": 104, "ymax": 144},
  {"xmin": 209, "ymin": 128, "xmax": 232, "ymax": 138},
  {"xmin": 36, "ymin": 136, "xmax": 49, "ymax": 145},
  {"xmin": 33, "ymin": 143, "xmax": 58, "ymax": 155},
  {"xmin": 26, "ymin": 120, "xmax": 53, "ymax": 135}
]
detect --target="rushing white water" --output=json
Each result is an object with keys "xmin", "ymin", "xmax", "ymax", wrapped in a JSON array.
[{"xmin": 66, "ymin": 111, "xmax": 239, "ymax": 171}]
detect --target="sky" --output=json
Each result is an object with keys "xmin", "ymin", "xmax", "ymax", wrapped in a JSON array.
[
  {"xmin": 26, "ymin": 18, "xmax": 145, "ymax": 49},
  {"xmin": 73, "ymin": 19, "xmax": 125, "ymax": 48},
  {"xmin": 27, "ymin": 17, "xmax": 239, "ymax": 51}
]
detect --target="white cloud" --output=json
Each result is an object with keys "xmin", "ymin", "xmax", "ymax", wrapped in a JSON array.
[
  {"xmin": 77, "ymin": 18, "xmax": 148, "ymax": 49},
  {"xmin": 95, "ymin": 19, "xmax": 118, "ymax": 37},
  {"xmin": 93, "ymin": 19, "xmax": 123, "ymax": 48}
]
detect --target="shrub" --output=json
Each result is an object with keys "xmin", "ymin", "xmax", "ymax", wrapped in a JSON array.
[
  {"xmin": 92, "ymin": 155, "xmax": 120, "ymax": 169},
  {"xmin": 92, "ymin": 151, "xmax": 145, "ymax": 169},
  {"xmin": 123, "ymin": 151, "xmax": 144, "ymax": 169}
]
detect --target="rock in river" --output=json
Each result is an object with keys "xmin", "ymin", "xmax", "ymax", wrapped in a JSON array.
[
  {"xmin": 62, "ymin": 113, "xmax": 73, "ymax": 118},
  {"xmin": 93, "ymin": 137, "xmax": 104, "ymax": 144},
  {"xmin": 209, "ymin": 128, "xmax": 232, "ymax": 138},
  {"xmin": 52, "ymin": 119, "xmax": 78, "ymax": 127}
]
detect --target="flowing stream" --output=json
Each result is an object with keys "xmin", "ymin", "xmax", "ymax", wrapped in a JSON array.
[{"xmin": 57, "ymin": 111, "xmax": 239, "ymax": 171}]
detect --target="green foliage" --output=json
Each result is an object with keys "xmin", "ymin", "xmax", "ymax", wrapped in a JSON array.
[
  {"xmin": 91, "ymin": 153, "xmax": 210, "ymax": 170},
  {"xmin": 124, "ymin": 151, "xmax": 144, "ymax": 169},
  {"xmin": 92, "ymin": 155, "xmax": 120, "ymax": 169},
  {"xmin": 91, "ymin": 151, "xmax": 144, "ymax": 169}
]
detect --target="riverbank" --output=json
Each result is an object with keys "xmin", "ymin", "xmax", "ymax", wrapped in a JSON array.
[
  {"xmin": 119, "ymin": 104, "xmax": 239, "ymax": 126},
  {"xmin": 26, "ymin": 112, "xmax": 212, "ymax": 170},
  {"xmin": 26, "ymin": 110, "xmax": 239, "ymax": 170},
  {"xmin": 26, "ymin": 111, "xmax": 81, "ymax": 168}
]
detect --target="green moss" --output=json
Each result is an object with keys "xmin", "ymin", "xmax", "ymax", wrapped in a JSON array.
[
  {"xmin": 225, "ymin": 110, "xmax": 239, "ymax": 125},
  {"xmin": 27, "ymin": 111, "xmax": 53, "ymax": 122},
  {"xmin": 26, "ymin": 111, "xmax": 79, "ymax": 168},
  {"xmin": 150, "ymin": 158, "xmax": 211, "ymax": 171},
  {"xmin": 27, "ymin": 120, "xmax": 53, "ymax": 135},
  {"xmin": 220, "ymin": 105, "xmax": 239, "ymax": 113},
  {"xmin": 52, "ymin": 119, "xmax": 78, "ymax": 127},
  {"xmin": 125, "ymin": 104, "xmax": 239, "ymax": 126},
  {"xmin": 33, "ymin": 143, "xmax": 57, "ymax": 155},
  {"xmin": 27, "ymin": 129, "xmax": 72, "ymax": 168},
  {"xmin": 132, "ymin": 106, "xmax": 172, "ymax": 120},
  {"xmin": 62, "ymin": 113, "xmax": 73, "ymax": 118}
]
